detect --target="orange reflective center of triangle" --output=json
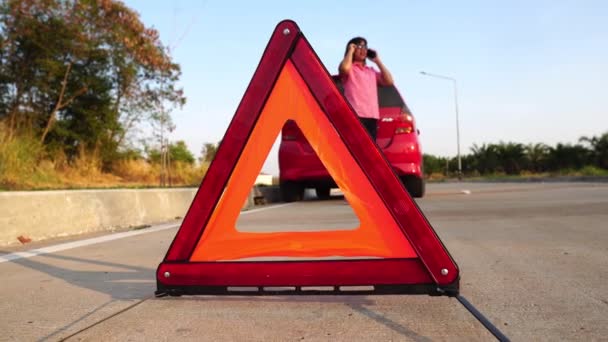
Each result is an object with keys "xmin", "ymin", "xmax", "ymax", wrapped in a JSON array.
[{"xmin": 190, "ymin": 61, "xmax": 416, "ymax": 261}]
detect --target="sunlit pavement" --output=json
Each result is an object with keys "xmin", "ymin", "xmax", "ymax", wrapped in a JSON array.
[{"xmin": 1, "ymin": 182, "xmax": 607, "ymax": 341}]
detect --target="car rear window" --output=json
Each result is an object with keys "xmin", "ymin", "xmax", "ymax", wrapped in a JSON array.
[
  {"xmin": 377, "ymin": 85, "xmax": 405, "ymax": 108},
  {"xmin": 332, "ymin": 76, "xmax": 409, "ymax": 111}
]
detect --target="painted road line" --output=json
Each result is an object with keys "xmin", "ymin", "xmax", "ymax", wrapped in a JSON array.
[{"xmin": 0, "ymin": 203, "xmax": 295, "ymax": 264}]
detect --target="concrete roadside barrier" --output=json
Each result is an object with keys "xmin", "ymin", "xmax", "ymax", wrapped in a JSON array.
[{"xmin": 0, "ymin": 187, "xmax": 258, "ymax": 247}]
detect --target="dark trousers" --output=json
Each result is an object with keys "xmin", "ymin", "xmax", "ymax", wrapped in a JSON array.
[{"xmin": 359, "ymin": 118, "xmax": 378, "ymax": 141}]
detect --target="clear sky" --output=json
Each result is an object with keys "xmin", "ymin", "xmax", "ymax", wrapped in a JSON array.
[{"xmin": 125, "ymin": 0, "xmax": 608, "ymax": 175}]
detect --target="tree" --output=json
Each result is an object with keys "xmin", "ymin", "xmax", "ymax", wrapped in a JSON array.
[
  {"xmin": 580, "ymin": 132, "xmax": 608, "ymax": 169},
  {"xmin": 0, "ymin": 0, "xmax": 90, "ymax": 141},
  {"xmin": 0, "ymin": 0, "xmax": 185, "ymax": 170},
  {"xmin": 495, "ymin": 142, "xmax": 526, "ymax": 175},
  {"xmin": 146, "ymin": 140, "xmax": 194, "ymax": 164},
  {"xmin": 546, "ymin": 143, "xmax": 590, "ymax": 171},
  {"xmin": 169, "ymin": 141, "xmax": 195, "ymax": 164},
  {"xmin": 423, "ymin": 154, "xmax": 448, "ymax": 176},
  {"xmin": 470, "ymin": 143, "xmax": 499, "ymax": 174},
  {"xmin": 525, "ymin": 143, "xmax": 551, "ymax": 172},
  {"xmin": 200, "ymin": 142, "xmax": 219, "ymax": 163}
]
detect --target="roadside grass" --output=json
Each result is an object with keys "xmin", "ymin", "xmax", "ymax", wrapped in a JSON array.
[
  {"xmin": 1, "ymin": 132, "xmax": 208, "ymax": 191},
  {"xmin": 2, "ymin": 127, "xmax": 606, "ymax": 190},
  {"xmin": 429, "ymin": 167, "xmax": 608, "ymax": 182}
]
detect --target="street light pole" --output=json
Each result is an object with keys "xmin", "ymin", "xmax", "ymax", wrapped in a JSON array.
[{"xmin": 420, "ymin": 71, "xmax": 462, "ymax": 179}]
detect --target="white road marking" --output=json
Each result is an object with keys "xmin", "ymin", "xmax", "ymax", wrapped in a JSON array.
[{"xmin": 0, "ymin": 203, "xmax": 294, "ymax": 263}]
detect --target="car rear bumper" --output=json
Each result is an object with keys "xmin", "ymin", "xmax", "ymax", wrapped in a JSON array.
[
  {"xmin": 391, "ymin": 162, "xmax": 423, "ymax": 178},
  {"xmin": 280, "ymin": 154, "xmax": 422, "ymax": 183},
  {"xmin": 280, "ymin": 167, "xmax": 333, "ymax": 183}
]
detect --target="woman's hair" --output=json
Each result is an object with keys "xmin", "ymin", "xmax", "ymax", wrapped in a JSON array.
[{"xmin": 344, "ymin": 36, "xmax": 368, "ymax": 57}]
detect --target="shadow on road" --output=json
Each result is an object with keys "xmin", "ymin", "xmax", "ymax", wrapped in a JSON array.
[
  {"xmin": 346, "ymin": 302, "xmax": 432, "ymax": 342},
  {"xmin": 1, "ymin": 251, "xmax": 155, "ymax": 300},
  {"xmin": 5, "ymin": 252, "xmax": 435, "ymax": 341},
  {"xmin": 1, "ymin": 251, "xmax": 155, "ymax": 340},
  {"xmin": 161, "ymin": 295, "xmax": 432, "ymax": 341}
]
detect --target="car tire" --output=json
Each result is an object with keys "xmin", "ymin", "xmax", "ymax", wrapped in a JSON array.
[
  {"xmin": 315, "ymin": 186, "xmax": 331, "ymax": 200},
  {"xmin": 402, "ymin": 176, "xmax": 425, "ymax": 198},
  {"xmin": 280, "ymin": 181, "xmax": 304, "ymax": 202}
]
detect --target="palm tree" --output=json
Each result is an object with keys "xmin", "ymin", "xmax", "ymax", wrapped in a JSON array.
[
  {"xmin": 580, "ymin": 132, "xmax": 608, "ymax": 169},
  {"xmin": 470, "ymin": 143, "xmax": 499, "ymax": 174},
  {"xmin": 495, "ymin": 142, "xmax": 526, "ymax": 175},
  {"xmin": 547, "ymin": 143, "xmax": 590, "ymax": 171},
  {"xmin": 525, "ymin": 143, "xmax": 551, "ymax": 172},
  {"xmin": 422, "ymin": 154, "xmax": 449, "ymax": 176}
]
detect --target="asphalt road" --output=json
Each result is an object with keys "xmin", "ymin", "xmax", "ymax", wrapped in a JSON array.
[{"xmin": 1, "ymin": 182, "xmax": 607, "ymax": 341}]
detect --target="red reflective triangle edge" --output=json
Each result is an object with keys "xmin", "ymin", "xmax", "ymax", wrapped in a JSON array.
[
  {"xmin": 289, "ymin": 38, "xmax": 459, "ymax": 285},
  {"xmin": 156, "ymin": 20, "xmax": 459, "ymax": 297},
  {"xmin": 162, "ymin": 20, "xmax": 300, "ymax": 262}
]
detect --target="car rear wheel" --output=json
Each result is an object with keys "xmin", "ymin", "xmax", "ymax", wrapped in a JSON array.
[
  {"xmin": 402, "ymin": 176, "xmax": 425, "ymax": 198},
  {"xmin": 315, "ymin": 186, "xmax": 331, "ymax": 200},
  {"xmin": 280, "ymin": 181, "xmax": 304, "ymax": 202}
]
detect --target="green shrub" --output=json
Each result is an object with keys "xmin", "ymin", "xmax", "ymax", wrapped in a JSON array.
[{"xmin": 0, "ymin": 130, "xmax": 46, "ymax": 188}]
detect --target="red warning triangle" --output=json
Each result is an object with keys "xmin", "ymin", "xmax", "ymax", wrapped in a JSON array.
[{"xmin": 156, "ymin": 20, "xmax": 459, "ymax": 296}]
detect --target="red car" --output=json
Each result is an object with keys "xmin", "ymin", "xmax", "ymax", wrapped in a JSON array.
[{"xmin": 278, "ymin": 76, "xmax": 425, "ymax": 201}]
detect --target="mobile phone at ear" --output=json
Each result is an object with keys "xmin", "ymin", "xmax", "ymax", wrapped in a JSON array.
[{"xmin": 366, "ymin": 49, "xmax": 377, "ymax": 59}]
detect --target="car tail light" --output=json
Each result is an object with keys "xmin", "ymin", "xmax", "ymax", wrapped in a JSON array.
[
  {"xmin": 394, "ymin": 113, "xmax": 414, "ymax": 135},
  {"xmin": 395, "ymin": 126, "xmax": 413, "ymax": 134},
  {"xmin": 282, "ymin": 120, "xmax": 302, "ymax": 141}
]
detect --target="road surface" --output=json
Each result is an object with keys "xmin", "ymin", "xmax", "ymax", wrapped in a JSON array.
[{"xmin": 1, "ymin": 182, "xmax": 607, "ymax": 341}]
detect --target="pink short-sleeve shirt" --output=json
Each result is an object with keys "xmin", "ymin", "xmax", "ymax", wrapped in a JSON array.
[{"xmin": 342, "ymin": 64, "xmax": 381, "ymax": 119}]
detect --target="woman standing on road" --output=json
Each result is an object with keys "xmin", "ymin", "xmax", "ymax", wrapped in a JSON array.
[{"xmin": 338, "ymin": 36, "xmax": 394, "ymax": 141}]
